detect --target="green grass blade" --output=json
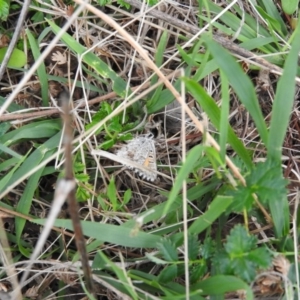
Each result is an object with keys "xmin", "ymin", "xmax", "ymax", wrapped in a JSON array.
[
  {"xmin": 0, "ymin": 120, "xmax": 61, "ymax": 146},
  {"xmin": 15, "ymin": 164, "xmax": 45, "ymax": 250},
  {"xmin": 267, "ymin": 21, "xmax": 300, "ymax": 161},
  {"xmin": 0, "ymin": 143, "xmax": 23, "ymax": 158},
  {"xmin": 203, "ymin": 35, "xmax": 269, "ymax": 145},
  {"xmin": 5, "ymin": 133, "xmax": 61, "ymax": 189},
  {"xmin": 34, "ymin": 219, "xmax": 161, "ymax": 248},
  {"xmin": 162, "ymin": 145, "xmax": 204, "ymax": 215},
  {"xmin": 26, "ymin": 29, "xmax": 49, "ymax": 106},
  {"xmin": 219, "ymin": 70, "xmax": 229, "ymax": 162},
  {"xmin": 0, "ymin": 153, "xmax": 27, "ymax": 192}
]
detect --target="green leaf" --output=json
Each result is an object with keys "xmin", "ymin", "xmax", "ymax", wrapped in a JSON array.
[
  {"xmin": 0, "ymin": 47, "xmax": 26, "ymax": 68},
  {"xmin": 267, "ymin": 18, "xmax": 300, "ymax": 161},
  {"xmin": 16, "ymin": 164, "xmax": 45, "ymax": 251},
  {"xmin": 123, "ymin": 189, "xmax": 132, "ymax": 205},
  {"xmin": 14, "ymin": 148, "xmax": 56, "ymax": 243},
  {"xmin": 0, "ymin": 0, "xmax": 9, "ymax": 21},
  {"xmin": 260, "ymin": 0, "xmax": 287, "ymax": 35},
  {"xmin": 188, "ymin": 235, "xmax": 200, "ymax": 261},
  {"xmin": 157, "ymin": 239, "xmax": 178, "ymax": 262},
  {"xmin": 247, "ymin": 160, "xmax": 288, "ymax": 206},
  {"xmin": 189, "ymin": 195, "xmax": 232, "ymax": 235},
  {"xmin": 96, "ymin": 251, "xmax": 139, "ymax": 300},
  {"xmin": 0, "ymin": 152, "xmax": 28, "ymax": 192},
  {"xmin": 225, "ymin": 225, "xmax": 256, "ymax": 255},
  {"xmin": 107, "ymin": 177, "xmax": 117, "ymax": 210},
  {"xmin": 0, "ymin": 119, "xmax": 61, "ymax": 146},
  {"xmin": 219, "ymin": 69, "xmax": 229, "ymax": 162},
  {"xmin": 26, "ymin": 29, "xmax": 48, "ymax": 106},
  {"xmin": 34, "ymin": 219, "xmax": 161, "ymax": 248},
  {"xmin": 203, "ymin": 35, "xmax": 268, "ymax": 145},
  {"xmin": 5, "ymin": 133, "xmax": 61, "ymax": 190},
  {"xmin": 229, "ymin": 185, "xmax": 254, "ymax": 212},
  {"xmin": 192, "ymin": 275, "xmax": 253, "ymax": 300},
  {"xmin": 281, "ymin": 0, "xmax": 299, "ymax": 15},
  {"xmin": 162, "ymin": 145, "xmax": 204, "ymax": 215},
  {"xmin": 221, "ymin": 224, "xmax": 272, "ymax": 282},
  {"xmin": 248, "ymin": 247, "xmax": 272, "ymax": 268},
  {"xmin": 158, "ymin": 264, "xmax": 178, "ymax": 283}
]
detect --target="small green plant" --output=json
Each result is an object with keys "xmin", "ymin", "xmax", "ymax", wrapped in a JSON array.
[{"xmin": 0, "ymin": 0, "xmax": 10, "ymax": 21}]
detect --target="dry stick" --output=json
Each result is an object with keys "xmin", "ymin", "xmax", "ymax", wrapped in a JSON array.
[
  {"xmin": 0, "ymin": 0, "xmax": 31, "ymax": 81},
  {"xmin": 60, "ymin": 91, "xmax": 95, "ymax": 296},
  {"xmin": 73, "ymin": 0, "xmax": 271, "ymax": 223}
]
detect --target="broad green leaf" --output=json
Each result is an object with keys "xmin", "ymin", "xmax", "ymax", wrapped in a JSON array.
[
  {"xmin": 0, "ymin": 47, "xmax": 26, "ymax": 68},
  {"xmin": 281, "ymin": 0, "xmax": 299, "ymax": 15},
  {"xmin": 267, "ymin": 19, "xmax": 300, "ymax": 161},
  {"xmin": 158, "ymin": 264, "xmax": 178, "ymax": 283},
  {"xmin": 0, "ymin": 119, "xmax": 61, "ymax": 146},
  {"xmin": 192, "ymin": 275, "xmax": 253, "ymax": 300},
  {"xmin": 0, "ymin": 142, "xmax": 22, "ymax": 158},
  {"xmin": 34, "ymin": 219, "xmax": 161, "ymax": 248},
  {"xmin": 203, "ymin": 35, "xmax": 269, "ymax": 145},
  {"xmin": 189, "ymin": 195, "xmax": 232, "ymax": 235}
]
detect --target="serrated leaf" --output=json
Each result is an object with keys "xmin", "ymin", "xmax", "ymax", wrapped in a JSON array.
[
  {"xmin": 188, "ymin": 235, "xmax": 200, "ymax": 261},
  {"xmin": 157, "ymin": 240, "xmax": 178, "ymax": 262},
  {"xmin": 225, "ymin": 225, "xmax": 257, "ymax": 255},
  {"xmin": 0, "ymin": 0, "xmax": 9, "ymax": 21},
  {"xmin": 247, "ymin": 160, "xmax": 288, "ymax": 205},
  {"xmin": 230, "ymin": 257, "xmax": 256, "ymax": 282},
  {"xmin": 75, "ymin": 173, "xmax": 89, "ymax": 182},
  {"xmin": 229, "ymin": 186, "xmax": 255, "ymax": 212},
  {"xmin": 248, "ymin": 247, "xmax": 272, "ymax": 269}
]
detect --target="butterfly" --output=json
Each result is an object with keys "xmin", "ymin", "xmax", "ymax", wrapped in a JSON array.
[{"xmin": 92, "ymin": 134, "xmax": 157, "ymax": 181}]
